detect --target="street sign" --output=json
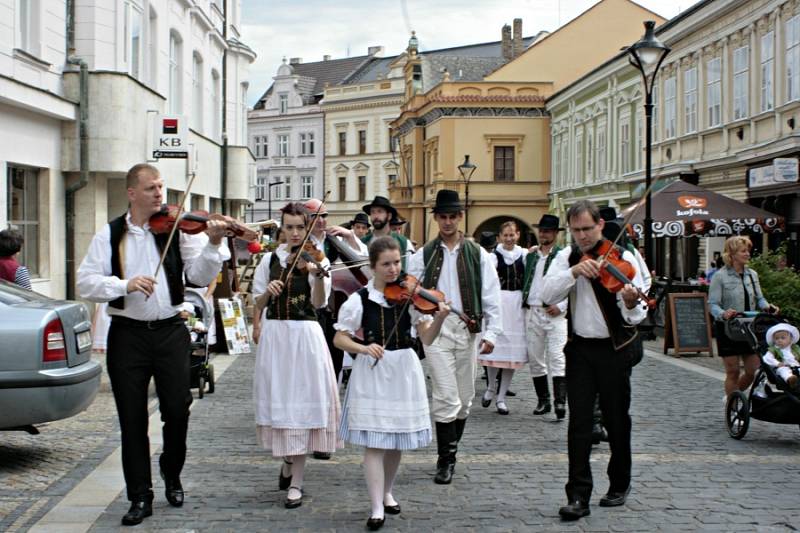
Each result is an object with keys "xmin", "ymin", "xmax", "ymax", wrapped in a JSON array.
[{"xmin": 152, "ymin": 114, "xmax": 188, "ymax": 159}]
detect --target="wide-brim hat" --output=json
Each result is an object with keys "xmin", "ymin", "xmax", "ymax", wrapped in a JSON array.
[
  {"xmin": 389, "ymin": 215, "xmax": 407, "ymax": 227},
  {"xmin": 362, "ymin": 196, "xmax": 397, "ymax": 218},
  {"xmin": 350, "ymin": 212, "xmax": 371, "ymax": 227},
  {"xmin": 534, "ymin": 214, "xmax": 561, "ymax": 230},
  {"xmin": 432, "ymin": 189, "xmax": 464, "ymax": 213},
  {"xmin": 599, "ymin": 206, "xmax": 618, "ymax": 222},
  {"xmin": 766, "ymin": 323, "xmax": 800, "ymax": 345},
  {"xmin": 479, "ymin": 231, "xmax": 497, "ymax": 248}
]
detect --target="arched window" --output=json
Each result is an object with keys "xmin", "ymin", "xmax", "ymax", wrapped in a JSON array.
[
  {"xmin": 192, "ymin": 51, "xmax": 204, "ymax": 131},
  {"xmin": 169, "ymin": 30, "xmax": 183, "ymax": 114},
  {"xmin": 211, "ymin": 69, "xmax": 220, "ymax": 140}
]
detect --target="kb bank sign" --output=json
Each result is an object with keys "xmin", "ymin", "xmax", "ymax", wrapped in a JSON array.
[{"xmin": 152, "ymin": 115, "xmax": 188, "ymax": 159}]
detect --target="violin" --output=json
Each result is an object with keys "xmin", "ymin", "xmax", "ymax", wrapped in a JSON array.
[
  {"xmin": 149, "ymin": 205, "xmax": 259, "ymax": 241},
  {"xmin": 287, "ymin": 241, "xmax": 328, "ymax": 277},
  {"xmin": 383, "ymin": 273, "xmax": 476, "ymax": 329},
  {"xmin": 581, "ymin": 240, "xmax": 655, "ymax": 308}
]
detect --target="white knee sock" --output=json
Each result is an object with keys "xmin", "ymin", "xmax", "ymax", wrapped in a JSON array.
[
  {"xmin": 497, "ymin": 369, "xmax": 514, "ymax": 402},
  {"xmin": 288, "ymin": 454, "xmax": 306, "ymax": 499},
  {"xmin": 383, "ymin": 450, "xmax": 402, "ymax": 506},
  {"xmin": 364, "ymin": 448, "xmax": 385, "ymax": 519},
  {"xmin": 486, "ymin": 367, "xmax": 499, "ymax": 394}
]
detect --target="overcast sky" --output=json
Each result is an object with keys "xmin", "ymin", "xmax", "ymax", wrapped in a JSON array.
[{"xmin": 241, "ymin": 0, "xmax": 689, "ymax": 106}]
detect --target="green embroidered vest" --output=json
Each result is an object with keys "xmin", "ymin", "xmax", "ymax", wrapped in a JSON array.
[{"xmin": 422, "ymin": 236, "xmax": 482, "ymax": 333}]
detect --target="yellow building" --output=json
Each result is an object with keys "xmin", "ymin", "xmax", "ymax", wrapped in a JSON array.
[{"xmin": 390, "ymin": 0, "xmax": 665, "ymax": 245}]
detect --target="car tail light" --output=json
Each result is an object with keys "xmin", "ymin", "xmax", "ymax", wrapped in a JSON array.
[{"xmin": 43, "ymin": 318, "xmax": 67, "ymax": 362}]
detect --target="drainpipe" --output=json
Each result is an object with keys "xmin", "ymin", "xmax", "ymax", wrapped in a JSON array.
[
  {"xmin": 65, "ymin": 0, "xmax": 89, "ymax": 299},
  {"xmin": 220, "ymin": 1, "xmax": 228, "ymax": 214}
]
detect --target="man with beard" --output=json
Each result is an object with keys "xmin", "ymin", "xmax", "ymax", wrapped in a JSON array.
[
  {"xmin": 407, "ymin": 189, "xmax": 502, "ymax": 485},
  {"xmin": 540, "ymin": 200, "xmax": 647, "ymax": 521},
  {"xmin": 522, "ymin": 214, "xmax": 568, "ymax": 420},
  {"xmin": 361, "ymin": 196, "xmax": 413, "ymax": 270}
]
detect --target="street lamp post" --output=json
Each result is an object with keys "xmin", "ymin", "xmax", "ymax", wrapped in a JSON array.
[
  {"xmin": 627, "ymin": 20, "xmax": 669, "ymax": 268},
  {"xmin": 268, "ymin": 180, "xmax": 284, "ymax": 222},
  {"xmin": 457, "ymin": 154, "xmax": 477, "ymax": 234}
]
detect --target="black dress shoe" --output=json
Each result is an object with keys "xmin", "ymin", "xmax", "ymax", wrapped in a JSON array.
[
  {"xmin": 160, "ymin": 469, "xmax": 184, "ymax": 507},
  {"xmin": 279, "ymin": 460, "xmax": 293, "ymax": 490},
  {"xmin": 285, "ymin": 487, "xmax": 303, "ymax": 509},
  {"xmin": 366, "ymin": 516, "xmax": 385, "ymax": 530},
  {"xmin": 558, "ymin": 500, "xmax": 590, "ymax": 521},
  {"xmin": 121, "ymin": 499, "xmax": 152, "ymax": 526},
  {"xmin": 599, "ymin": 487, "xmax": 630, "ymax": 507},
  {"xmin": 433, "ymin": 460, "xmax": 455, "ymax": 484},
  {"xmin": 383, "ymin": 503, "xmax": 401, "ymax": 515},
  {"xmin": 533, "ymin": 400, "xmax": 551, "ymax": 415},
  {"xmin": 312, "ymin": 451, "xmax": 331, "ymax": 460},
  {"xmin": 506, "ymin": 390, "xmax": 516, "ymax": 397}
]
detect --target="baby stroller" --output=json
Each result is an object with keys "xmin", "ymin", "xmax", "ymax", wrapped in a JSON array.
[
  {"xmin": 724, "ymin": 312, "xmax": 800, "ymax": 439},
  {"xmin": 184, "ymin": 288, "xmax": 216, "ymax": 399}
]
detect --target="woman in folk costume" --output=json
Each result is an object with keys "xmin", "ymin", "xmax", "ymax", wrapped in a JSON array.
[
  {"xmin": 334, "ymin": 237, "xmax": 449, "ymax": 530},
  {"xmin": 480, "ymin": 221, "xmax": 528, "ymax": 415},
  {"xmin": 251, "ymin": 202, "xmax": 342, "ymax": 509}
]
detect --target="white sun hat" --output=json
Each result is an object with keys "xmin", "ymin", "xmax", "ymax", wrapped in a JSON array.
[{"xmin": 765, "ymin": 323, "xmax": 800, "ymax": 346}]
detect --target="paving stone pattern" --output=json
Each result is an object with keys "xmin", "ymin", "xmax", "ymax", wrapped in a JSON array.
[{"xmin": 81, "ymin": 351, "xmax": 799, "ymax": 532}]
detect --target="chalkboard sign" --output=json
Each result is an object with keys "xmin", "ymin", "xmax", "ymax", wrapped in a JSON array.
[{"xmin": 663, "ymin": 292, "xmax": 714, "ymax": 356}]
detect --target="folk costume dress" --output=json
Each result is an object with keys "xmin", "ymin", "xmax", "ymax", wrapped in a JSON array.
[
  {"xmin": 252, "ymin": 245, "xmax": 342, "ymax": 457},
  {"xmin": 480, "ymin": 245, "xmax": 528, "ymax": 369},
  {"xmin": 335, "ymin": 280, "xmax": 432, "ymax": 450}
]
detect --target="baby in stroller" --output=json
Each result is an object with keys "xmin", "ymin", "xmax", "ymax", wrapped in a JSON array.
[{"xmin": 762, "ymin": 323, "xmax": 800, "ymax": 390}]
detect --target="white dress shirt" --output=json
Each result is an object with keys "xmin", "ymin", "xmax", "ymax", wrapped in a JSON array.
[
  {"xmin": 763, "ymin": 346, "xmax": 800, "ymax": 369},
  {"xmin": 540, "ymin": 246, "xmax": 648, "ymax": 339},
  {"xmin": 526, "ymin": 246, "xmax": 568, "ymax": 316},
  {"xmin": 77, "ymin": 212, "xmax": 230, "ymax": 321},
  {"xmin": 252, "ymin": 244, "xmax": 332, "ymax": 303},
  {"xmin": 407, "ymin": 238, "xmax": 502, "ymax": 346}
]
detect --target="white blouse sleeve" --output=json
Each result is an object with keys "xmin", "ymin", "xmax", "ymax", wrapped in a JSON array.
[
  {"xmin": 309, "ymin": 257, "xmax": 332, "ymax": 301},
  {"xmin": 334, "ymin": 290, "xmax": 363, "ymax": 335},
  {"xmin": 251, "ymin": 252, "xmax": 273, "ymax": 299}
]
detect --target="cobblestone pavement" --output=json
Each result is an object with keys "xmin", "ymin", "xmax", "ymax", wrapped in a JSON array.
[{"xmin": 64, "ymin": 347, "xmax": 797, "ymax": 532}]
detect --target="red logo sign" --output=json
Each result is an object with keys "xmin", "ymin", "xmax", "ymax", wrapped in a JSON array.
[
  {"xmin": 677, "ymin": 195, "xmax": 707, "ymax": 209},
  {"xmin": 162, "ymin": 118, "xmax": 178, "ymax": 134}
]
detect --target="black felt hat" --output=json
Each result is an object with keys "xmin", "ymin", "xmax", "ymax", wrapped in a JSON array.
[
  {"xmin": 534, "ymin": 214, "xmax": 561, "ymax": 230},
  {"xmin": 432, "ymin": 189, "xmax": 464, "ymax": 214},
  {"xmin": 362, "ymin": 196, "xmax": 397, "ymax": 219},
  {"xmin": 479, "ymin": 231, "xmax": 497, "ymax": 249},
  {"xmin": 350, "ymin": 212, "xmax": 371, "ymax": 227},
  {"xmin": 389, "ymin": 215, "xmax": 407, "ymax": 227},
  {"xmin": 599, "ymin": 206, "xmax": 618, "ymax": 222}
]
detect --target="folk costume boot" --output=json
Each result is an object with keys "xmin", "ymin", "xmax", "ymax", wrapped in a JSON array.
[
  {"xmin": 434, "ymin": 421, "xmax": 458, "ymax": 485},
  {"xmin": 532, "ymin": 376, "xmax": 552, "ymax": 415},
  {"xmin": 553, "ymin": 377, "xmax": 567, "ymax": 420},
  {"xmin": 591, "ymin": 396, "xmax": 608, "ymax": 444}
]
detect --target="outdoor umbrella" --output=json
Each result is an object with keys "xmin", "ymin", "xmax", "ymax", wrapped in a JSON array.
[{"xmin": 621, "ymin": 179, "xmax": 785, "ymax": 238}]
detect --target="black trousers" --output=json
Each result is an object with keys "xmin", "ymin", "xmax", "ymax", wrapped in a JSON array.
[
  {"xmin": 317, "ymin": 307, "xmax": 344, "ymax": 377},
  {"xmin": 564, "ymin": 335, "xmax": 632, "ymax": 503},
  {"xmin": 107, "ymin": 316, "xmax": 192, "ymax": 501}
]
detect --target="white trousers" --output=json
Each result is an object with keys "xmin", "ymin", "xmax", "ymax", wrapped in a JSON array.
[
  {"xmin": 776, "ymin": 365, "xmax": 799, "ymax": 381},
  {"xmin": 424, "ymin": 314, "xmax": 478, "ymax": 423},
  {"xmin": 525, "ymin": 308, "xmax": 567, "ymax": 378}
]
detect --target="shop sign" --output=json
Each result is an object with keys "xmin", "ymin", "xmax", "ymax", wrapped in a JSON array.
[
  {"xmin": 152, "ymin": 115, "xmax": 188, "ymax": 159},
  {"xmin": 748, "ymin": 158, "xmax": 799, "ymax": 188}
]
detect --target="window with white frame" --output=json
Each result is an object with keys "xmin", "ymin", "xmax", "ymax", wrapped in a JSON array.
[
  {"xmin": 271, "ymin": 177, "xmax": 283, "ymax": 200},
  {"xmin": 254, "ymin": 136, "xmax": 268, "ymax": 158},
  {"xmin": 6, "ymin": 166, "xmax": 39, "ymax": 276},
  {"xmin": 762, "ymin": 31, "xmax": 774, "ymax": 112},
  {"xmin": 284, "ymin": 179, "xmax": 291, "ymax": 200},
  {"xmin": 553, "ymin": 137, "xmax": 561, "ymax": 187},
  {"xmin": 787, "ymin": 16, "xmax": 800, "ymax": 102},
  {"xmin": 148, "ymin": 7, "xmax": 157, "ymax": 85},
  {"xmin": 125, "ymin": 1, "xmax": 143, "ymax": 79},
  {"xmin": 707, "ymin": 57, "xmax": 721, "ymax": 127},
  {"xmin": 636, "ymin": 114, "xmax": 643, "ymax": 170},
  {"xmin": 169, "ymin": 31, "xmax": 182, "ymax": 114},
  {"xmin": 652, "ymin": 82, "xmax": 659, "ymax": 142},
  {"xmin": 733, "ymin": 46, "xmax": 749, "ymax": 120},
  {"xmin": 684, "ymin": 67, "xmax": 697, "ymax": 133},
  {"xmin": 596, "ymin": 124, "xmax": 606, "ymax": 180},
  {"xmin": 300, "ymin": 132, "xmax": 315, "ymax": 155},
  {"xmin": 17, "ymin": 0, "xmax": 40, "ymax": 55},
  {"xmin": 256, "ymin": 175, "xmax": 267, "ymax": 200},
  {"xmin": 302, "ymin": 176, "xmax": 313, "ymax": 199},
  {"xmin": 664, "ymin": 76, "xmax": 676, "ymax": 138},
  {"xmin": 211, "ymin": 70, "xmax": 220, "ymax": 139},
  {"xmin": 575, "ymin": 132, "xmax": 583, "ymax": 185},
  {"xmin": 620, "ymin": 118, "xmax": 631, "ymax": 174},
  {"xmin": 240, "ymin": 84, "xmax": 247, "ymax": 144},
  {"xmin": 586, "ymin": 128, "xmax": 593, "ymax": 180},
  {"xmin": 560, "ymin": 136, "xmax": 569, "ymax": 188},
  {"xmin": 192, "ymin": 52, "xmax": 203, "ymax": 131},
  {"xmin": 278, "ymin": 134, "xmax": 289, "ymax": 157},
  {"xmin": 279, "ymin": 94, "xmax": 288, "ymax": 114}
]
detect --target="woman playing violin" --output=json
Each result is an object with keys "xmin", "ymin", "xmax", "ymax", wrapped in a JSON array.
[
  {"xmin": 333, "ymin": 237, "xmax": 449, "ymax": 530},
  {"xmin": 251, "ymin": 202, "xmax": 341, "ymax": 510}
]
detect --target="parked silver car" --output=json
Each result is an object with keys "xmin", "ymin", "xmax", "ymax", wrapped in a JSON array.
[{"xmin": 0, "ymin": 280, "xmax": 101, "ymax": 432}]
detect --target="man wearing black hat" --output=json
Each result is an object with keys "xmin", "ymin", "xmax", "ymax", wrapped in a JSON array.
[
  {"xmin": 389, "ymin": 215, "xmax": 407, "ymax": 236},
  {"xmin": 521, "ymin": 214, "xmax": 569, "ymax": 420},
  {"xmin": 361, "ymin": 195, "xmax": 414, "ymax": 268},
  {"xmin": 479, "ymin": 231, "xmax": 497, "ymax": 253},
  {"xmin": 407, "ymin": 189, "xmax": 502, "ymax": 485},
  {"xmin": 349, "ymin": 212, "xmax": 371, "ymax": 240},
  {"xmin": 540, "ymin": 200, "xmax": 648, "ymax": 521}
]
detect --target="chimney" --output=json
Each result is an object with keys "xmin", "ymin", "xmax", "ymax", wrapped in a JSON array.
[
  {"xmin": 512, "ymin": 18, "xmax": 523, "ymax": 58},
  {"xmin": 501, "ymin": 24, "xmax": 512, "ymax": 60},
  {"xmin": 368, "ymin": 45, "xmax": 385, "ymax": 57},
  {"xmin": 289, "ymin": 57, "xmax": 302, "ymax": 65},
  {"xmin": 323, "ymin": 55, "xmax": 331, "ymax": 61}
]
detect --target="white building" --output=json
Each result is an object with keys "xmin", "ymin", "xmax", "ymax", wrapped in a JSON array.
[{"xmin": 0, "ymin": 0, "xmax": 256, "ymax": 299}]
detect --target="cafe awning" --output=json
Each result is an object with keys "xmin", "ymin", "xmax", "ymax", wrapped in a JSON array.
[{"xmin": 620, "ymin": 180, "xmax": 784, "ymax": 238}]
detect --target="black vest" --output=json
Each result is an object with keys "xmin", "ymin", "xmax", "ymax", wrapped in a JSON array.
[
  {"xmin": 494, "ymin": 249, "xmax": 524, "ymax": 291},
  {"xmin": 108, "ymin": 214, "xmax": 184, "ymax": 310},
  {"xmin": 357, "ymin": 287, "xmax": 414, "ymax": 350},
  {"xmin": 266, "ymin": 252, "xmax": 318, "ymax": 321},
  {"xmin": 567, "ymin": 243, "xmax": 639, "ymax": 353}
]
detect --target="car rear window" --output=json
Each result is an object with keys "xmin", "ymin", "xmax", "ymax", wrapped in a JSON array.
[{"xmin": 0, "ymin": 280, "xmax": 51, "ymax": 304}]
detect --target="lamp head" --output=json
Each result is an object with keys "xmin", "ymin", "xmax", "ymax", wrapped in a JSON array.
[{"xmin": 457, "ymin": 154, "xmax": 477, "ymax": 183}]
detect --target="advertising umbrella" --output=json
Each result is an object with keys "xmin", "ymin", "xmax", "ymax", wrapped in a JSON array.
[{"xmin": 621, "ymin": 180, "xmax": 784, "ymax": 238}]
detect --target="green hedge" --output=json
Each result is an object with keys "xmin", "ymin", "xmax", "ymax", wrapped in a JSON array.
[{"xmin": 749, "ymin": 243, "xmax": 800, "ymax": 324}]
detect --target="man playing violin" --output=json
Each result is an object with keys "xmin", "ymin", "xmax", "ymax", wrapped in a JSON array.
[
  {"xmin": 407, "ymin": 189, "xmax": 502, "ymax": 485},
  {"xmin": 540, "ymin": 200, "xmax": 647, "ymax": 522},
  {"xmin": 76, "ymin": 163, "xmax": 229, "ymax": 526}
]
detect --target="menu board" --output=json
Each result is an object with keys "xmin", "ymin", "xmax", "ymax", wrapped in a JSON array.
[
  {"xmin": 217, "ymin": 296, "xmax": 251, "ymax": 354},
  {"xmin": 663, "ymin": 292, "xmax": 714, "ymax": 356}
]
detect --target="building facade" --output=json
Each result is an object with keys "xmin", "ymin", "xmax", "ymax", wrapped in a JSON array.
[{"xmin": 548, "ymin": 0, "xmax": 800, "ymax": 273}]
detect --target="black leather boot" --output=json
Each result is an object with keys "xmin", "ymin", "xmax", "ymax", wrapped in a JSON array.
[
  {"xmin": 434, "ymin": 421, "xmax": 457, "ymax": 484},
  {"xmin": 121, "ymin": 497, "xmax": 153, "ymax": 526},
  {"xmin": 532, "ymin": 376, "xmax": 551, "ymax": 415},
  {"xmin": 591, "ymin": 395, "xmax": 607, "ymax": 444},
  {"xmin": 553, "ymin": 376, "xmax": 567, "ymax": 420},
  {"xmin": 454, "ymin": 417, "xmax": 466, "ymax": 442}
]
